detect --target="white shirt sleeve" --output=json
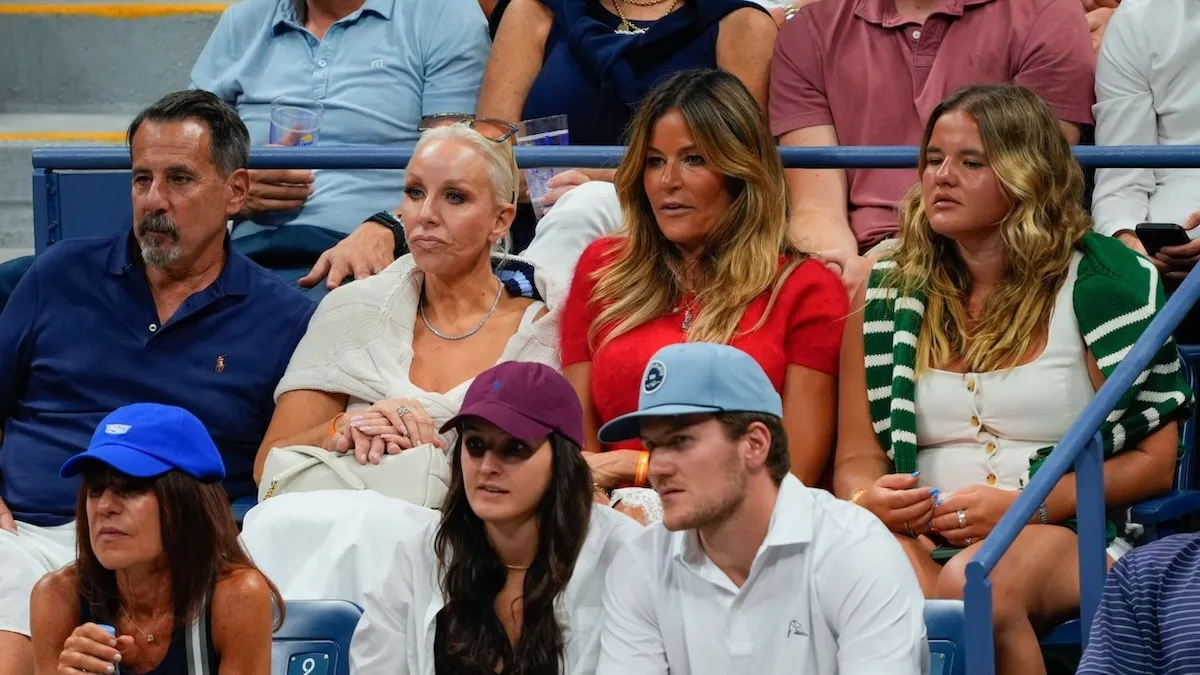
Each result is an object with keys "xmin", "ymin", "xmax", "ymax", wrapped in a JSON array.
[
  {"xmin": 1091, "ymin": 4, "xmax": 1157, "ymax": 238},
  {"xmin": 595, "ymin": 536, "xmax": 670, "ymax": 675},
  {"xmin": 348, "ymin": 539, "xmax": 420, "ymax": 675},
  {"xmin": 816, "ymin": 523, "xmax": 928, "ymax": 675},
  {"xmin": 521, "ymin": 181, "xmax": 622, "ymax": 284}
]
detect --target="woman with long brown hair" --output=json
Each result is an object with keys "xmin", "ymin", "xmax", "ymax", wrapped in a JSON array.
[
  {"xmin": 561, "ymin": 69, "xmax": 846, "ymax": 513},
  {"xmin": 349, "ymin": 361, "xmax": 641, "ymax": 675},
  {"xmin": 29, "ymin": 403, "xmax": 283, "ymax": 675},
  {"xmin": 836, "ymin": 84, "xmax": 1192, "ymax": 675}
]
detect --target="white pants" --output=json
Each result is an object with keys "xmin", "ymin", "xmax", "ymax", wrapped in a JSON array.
[
  {"xmin": 0, "ymin": 521, "xmax": 76, "ymax": 636},
  {"xmin": 239, "ymin": 490, "xmax": 438, "ymax": 607}
]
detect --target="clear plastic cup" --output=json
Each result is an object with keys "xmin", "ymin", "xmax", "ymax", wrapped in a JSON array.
[
  {"xmin": 269, "ymin": 98, "xmax": 324, "ymax": 146},
  {"xmin": 516, "ymin": 115, "xmax": 569, "ymax": 220}
]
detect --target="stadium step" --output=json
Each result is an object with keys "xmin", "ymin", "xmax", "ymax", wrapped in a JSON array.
[
  {"xmin": 0, "ymin": 1, "xmax": 226, "ymax": 254},
  {"xmin": 0, "ymin": 113, "xmax": 131, "ymax": 251},
  {"xmin": 0, "ymin": 1, "xmax": 225, "ymax": 114}
]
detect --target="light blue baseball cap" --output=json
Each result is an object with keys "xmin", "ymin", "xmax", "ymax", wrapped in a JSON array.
[{"xmin": 597, "ymin": 343, "xmax": 782, "ymax": 443}]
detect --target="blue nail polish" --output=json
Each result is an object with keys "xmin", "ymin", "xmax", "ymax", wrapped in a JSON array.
[{"xmin": 911, "ymin": 471, "xmax": 920, "ymax": 477}]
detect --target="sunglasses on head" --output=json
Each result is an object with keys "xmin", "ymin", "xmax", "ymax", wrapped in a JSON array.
[{"xmin": 420, "ymin": 113, "xmax": 520, "ymax": 143}]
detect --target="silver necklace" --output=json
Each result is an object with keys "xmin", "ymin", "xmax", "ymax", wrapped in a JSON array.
[
  {"xmin": 420, "ymin": 278, "xmax": 503, "ymax": 341},
  {"xmin": 121, "ymin": 606, "xmax": 168, "ymax": 644}
]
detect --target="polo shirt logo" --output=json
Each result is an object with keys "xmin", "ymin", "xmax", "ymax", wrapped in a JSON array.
[
  {"xmin": 786, "ymin": 619, "xmax": 806, "ymax": 638},
  {"xmin": 370, "ymin": 58, "xmax": 384, "ymax": 69},
  {"xmin": 216, "ymin": 355, "xmax": 226, "ymax": 373}
]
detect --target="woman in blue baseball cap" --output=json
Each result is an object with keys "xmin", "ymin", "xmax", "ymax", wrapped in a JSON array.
[
  {"xmin": 349, "ymin": 361, "xmax": 643, "ymax": 675},
  {"xmin": 28, "ymin": 403, "xmax": 283, "ymax": 675}
]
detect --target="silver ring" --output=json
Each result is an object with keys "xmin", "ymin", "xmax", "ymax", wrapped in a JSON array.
[
  {"xmin": 395, "ymin": 406, "xmax": 411, "ymax": 418},
  {"xmin": 965, "ymin": 536, "xmax": 975, "ymax": 545},
  {"xmin": 957, "ymin": 508, "xmax": 968, "ymax": 528}
]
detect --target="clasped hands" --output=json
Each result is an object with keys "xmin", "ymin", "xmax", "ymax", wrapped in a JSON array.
[
  {"xmin": 858, "ymin": 472, "xmax": 1020, "ymax": 547},
  {"xmin": 323, "ymin": 398, "xmax": 446, "ymax": 465}
]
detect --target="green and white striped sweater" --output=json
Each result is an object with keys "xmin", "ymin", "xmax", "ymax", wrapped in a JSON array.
[{"xmin": 863, "ymin": 233, "xmax": 1193, "ymax": 483}]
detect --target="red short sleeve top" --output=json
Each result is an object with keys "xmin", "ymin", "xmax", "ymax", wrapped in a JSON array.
[{"xmin": 561, "ymin": 237, "xmax": 848, "ymax": 451}]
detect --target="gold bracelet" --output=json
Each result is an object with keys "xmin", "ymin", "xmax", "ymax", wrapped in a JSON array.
[{"xmin": 850, "ymin": 488, "xmax": 867, "ymax": 505}]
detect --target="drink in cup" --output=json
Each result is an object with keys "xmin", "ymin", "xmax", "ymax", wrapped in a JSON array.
[{"xmin": 517, "ymin": 115, "xmax": 569, "ymax": 220}]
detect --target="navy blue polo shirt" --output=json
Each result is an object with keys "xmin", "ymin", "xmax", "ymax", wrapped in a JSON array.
[{"xmin": 0, "ymin": 231, "xmax": 315, "ymax": 526}]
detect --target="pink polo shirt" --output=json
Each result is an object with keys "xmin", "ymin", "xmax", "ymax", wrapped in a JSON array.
[{"xmin": 769, "ymin": 0, "xmax": 1095, "ymax": 251}]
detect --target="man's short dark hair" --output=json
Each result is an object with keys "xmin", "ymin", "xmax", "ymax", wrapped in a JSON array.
[
  {"xmin": 715, "ymin": 412, "xmax": 790, "ymax": 485},
  {"xmin": 127, "ymin": 90, "xmax": 250, "ymax": 177}
]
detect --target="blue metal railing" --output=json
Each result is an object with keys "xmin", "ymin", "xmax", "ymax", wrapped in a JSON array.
[
  {"xmin": 30, "ymin": 142, "xmax": 1200, "ymax": 671},
  {"xmin": 964, "ymin": 266, "xmax": 1200, "ymax": 674},
  {"xmin": 30, "ymin": 144, "xmax": 1200, "ymax": 170}
]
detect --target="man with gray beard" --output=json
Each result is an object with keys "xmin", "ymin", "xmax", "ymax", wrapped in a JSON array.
[{"xmin": 0, "ymin": 90, "xmax": 314, "ymax": 675}]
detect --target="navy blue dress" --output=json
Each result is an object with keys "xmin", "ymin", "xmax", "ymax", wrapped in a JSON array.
[{"xmin": 522, "ymin": 0, "xmax": 766, "ymax": 145}]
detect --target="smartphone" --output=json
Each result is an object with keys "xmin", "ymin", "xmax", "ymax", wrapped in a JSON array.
[{"xmin": 1135, "ymin": 222, "xmax": 1190, "ymax": 257}]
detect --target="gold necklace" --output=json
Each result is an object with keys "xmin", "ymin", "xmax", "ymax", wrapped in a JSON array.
[{"xmin": 614, "ymin": 0, "xmax": 680, "ymax": 35}]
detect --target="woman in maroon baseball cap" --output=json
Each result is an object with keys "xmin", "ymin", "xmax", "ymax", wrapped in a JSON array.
[{"xmin": 349, "ymin": 361, "xmax": 644, "ymax": 675}]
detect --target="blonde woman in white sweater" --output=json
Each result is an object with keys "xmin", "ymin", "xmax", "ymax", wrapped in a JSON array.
[{"xmin": 238, "ymin": 121, "xmax": 624, "ymax": 603}]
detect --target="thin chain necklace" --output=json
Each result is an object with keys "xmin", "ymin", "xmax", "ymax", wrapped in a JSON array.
[
  {"xmin": 121, "ymin": 606, "xmax": 169, "ymax": 644},
  {"xmin": 419, "ymin": 278, "xmax": 503, "ymax": 341},
  {"xmin": 614, "ymin": 0, "xmax": 680, "ymax": 35}
]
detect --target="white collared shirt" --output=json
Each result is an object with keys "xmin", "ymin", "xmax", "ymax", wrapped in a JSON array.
[
  {"xmin": 1092, "ymin": 0, "xmax": 1200, "ymax": 237},
  {"xmin": 348, "ymin": 504, "xmax": 643, "ymax": 675},
  {"xmin": 596, "ymin": 475, "xmax": 928, "ymax": 675}
]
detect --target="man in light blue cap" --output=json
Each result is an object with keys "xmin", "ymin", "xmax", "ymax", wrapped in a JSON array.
[{"xmin": 595, "ymin": 343, "xmax": 928, "ymax": 675}]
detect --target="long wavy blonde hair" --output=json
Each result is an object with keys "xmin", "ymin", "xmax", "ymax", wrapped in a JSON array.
[
  {"xmin": 890, "ymin": 84, "xmax": 1092, "ymax": 373},
  {"xmin": 588, "ymin": 69, "xmax": 802, "ymax": 349}
]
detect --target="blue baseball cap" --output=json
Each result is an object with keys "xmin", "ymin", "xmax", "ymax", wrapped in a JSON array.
[
  {"xmin": 597, "ymin": 343, "xmax": 782, "ymax": 443},
  {"xmin": 60, "ymin": 403, "xmax": 225, "ymax": 481}
]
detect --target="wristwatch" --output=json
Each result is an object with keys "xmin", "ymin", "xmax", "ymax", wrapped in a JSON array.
[{"xmin": 366, "ymin": 210, "xmax": 409, "ymax": 259}]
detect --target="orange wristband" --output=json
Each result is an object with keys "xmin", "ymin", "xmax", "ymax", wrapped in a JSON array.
[
  {"xmin": 327, "ymin": 412, "xmax": 347, "ymax": 439},
  {"xmin": 634, "ymin": 451, "xmax": 650, "ymax": 487}
]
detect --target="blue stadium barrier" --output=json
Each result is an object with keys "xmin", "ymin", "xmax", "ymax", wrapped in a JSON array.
[
  {"xmin": 274, "ymin": 600, "xmax": 362, "ymax": 675},
  {"xmin": 31, "ymin": 144, "xmax": 1200, "ymax": 252},
  {"xmin": 28, "ymin": 143, "xmax": 1200, "ymax": 671},
  {"xmin": 963, "ymin": 266, "xmax": 1200, "ymax": 674}
]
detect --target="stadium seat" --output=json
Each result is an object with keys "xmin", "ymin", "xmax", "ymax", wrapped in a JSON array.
[
  {"xmin": 925, "ymin": 599, "xmax": 966, "ymax": 675},
  {"xmin": 273, "ymin": 600, "xmax": 362, "ymax": 675},
  {"xmin": 232, "ymin": 495, "xmax": 257, "ymax": 527}
]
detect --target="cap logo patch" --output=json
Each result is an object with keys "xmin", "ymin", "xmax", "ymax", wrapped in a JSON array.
[
  {"xmin": 105, "ymin": 424, "xmax": 132, "ymax": 435},
  {"xmin": 643, "ymin": 360, "xmax": 666, "ymax": 394},
  {"xmin": 491, "ymin": 380, "xmax": 503, "ymax": 392}
]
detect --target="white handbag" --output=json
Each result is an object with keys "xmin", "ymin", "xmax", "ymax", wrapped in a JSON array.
[{"xmin": 258, "ymin": 444, "xmax": 451, "ymax": 509}]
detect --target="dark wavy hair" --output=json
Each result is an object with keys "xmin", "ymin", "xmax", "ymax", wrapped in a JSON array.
[
  {"xmin": 433, "ymin": 432, "xmax": 593, "ymax": 674},
  {"xmin": 75, "ymin": 467, "xmax": 284, "ymax": 630}
]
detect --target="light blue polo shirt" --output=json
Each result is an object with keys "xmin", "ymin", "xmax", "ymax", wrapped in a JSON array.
[{"xmin": 191, "ymin": 0, "xmax": 490, "ymax": 238}]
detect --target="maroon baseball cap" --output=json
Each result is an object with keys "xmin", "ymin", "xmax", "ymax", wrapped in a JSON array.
[{"xmin": 439, "ymin": 362, "xmax": 584, "ymax": 447}]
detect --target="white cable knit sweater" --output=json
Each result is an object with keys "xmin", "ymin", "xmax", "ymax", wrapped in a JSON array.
[{"xmin": 274, "ymin": 252, "xmax": 565, "ymax": 448}]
